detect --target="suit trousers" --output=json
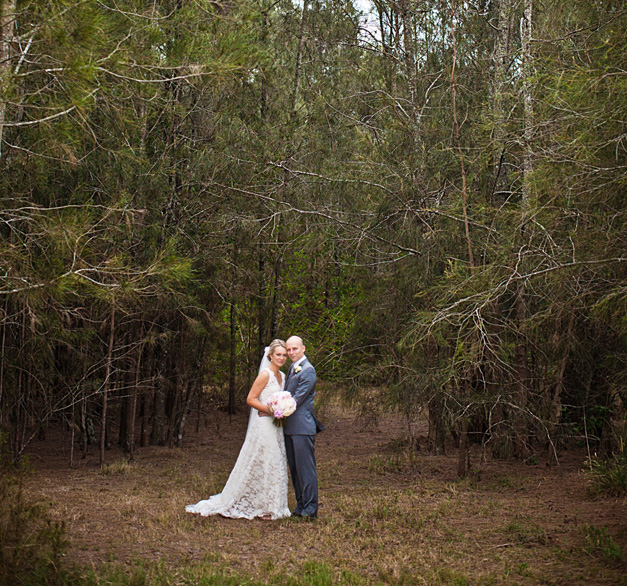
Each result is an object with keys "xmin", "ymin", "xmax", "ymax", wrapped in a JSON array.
[{"xmin": 284, "ymin": 434, "xmax": 318, "ymax": 517}]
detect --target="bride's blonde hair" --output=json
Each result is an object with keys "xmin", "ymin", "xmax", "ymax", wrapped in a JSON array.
[{"xmin": 267, "ymin": 339, "xmax": 286, "ymax": 360}]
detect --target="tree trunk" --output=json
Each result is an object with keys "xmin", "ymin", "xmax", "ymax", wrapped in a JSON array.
[
  {"xmin": 512, "ymin": 0, "xmax": 534, "ymax": 459},
  {"xmin": 450, "ymin": 0, "xmax": 475, "ymax": 271},
  {"xmin": 427, "ymin": 393, "xmax": 446, "ymax": 455},
  {"xmin": 167, "ymin": 322, "xmax": 186, "ymax": 447},
  {"xmin": 100, "ymin": 305, "xmax": 115, "ymax": 467},
  {"xmin": 128, "ymin": 328, "xmax": 144, "ymax": 461},
  {"xmin": 140, "ymin": 385, "xmax": 151, "ymax": 448},
  {"xmin": 399, "ymin": 0, "xmax": 419, "ymax": 183},
  {"xmin": 457, "ymin": 380, "xmax": 472, "ymax": 478},
  {"xmin": 80, "ymin": 379, "xmax": 88, "ymax": 459},
  {"xmin": 177, "ymin": 372, "xmax": 199, "ymax": 448},
  {"xmin": 150, "ymin": 373, "xmax": 166, "ymax": 446},
  {"xmin": 260, "ymin": 2, "xmax": 269, "ymax": 121},
  {"xmin": 513, "ymin": 286, "xmax": 531, "ymax": 457},
  {"xmin": 0, "ymin": 0, "xmax": 16, "ymax": 160},
  {"xmin": 229, "ymin": 297, "xmax": 237, "ymax": 415},
  {"xmin": 520, "ymin": 0, "xmax": 534, "ymax": 202},
  {"xmin": 491, "ymin": 0, "xmax": 516, "ymax": 203},
  {"xmin": 118, "ymin": 331, "xmax": 132, "ymax": 452},
  {"xmin": 258, "ymin": 251, "xmax": 265, "ymax": 358},
  {"xmin": 269, "ymin": 253, "xmax": 282, "ymax": 340},
  {"xmin": 291, "ymin": 0, "xmax": 310, "ymax": 120},
  {"xmin": 547, "ymin": 312, "xmax": 575, "ymax": 464},
  {"xmin": 11, "ymin": 305, "xmax": 26, "ymax": 462},
  {"xmin": 119, "ymin": 388, "xmax": 129, "ymax": 450},
  {"xmin": 0, "ymin": 299, "xmax": 7, "ymax": 429}
]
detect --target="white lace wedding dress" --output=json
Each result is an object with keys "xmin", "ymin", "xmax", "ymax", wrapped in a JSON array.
[{"xmin": 185, "ymin": 367, "xmax": 291, "ymax": 519}]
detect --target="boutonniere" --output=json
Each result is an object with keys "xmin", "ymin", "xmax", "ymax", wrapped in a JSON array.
[{"xmin": 294, "ymin": 365, "xmax": 302, "ymax": 374}]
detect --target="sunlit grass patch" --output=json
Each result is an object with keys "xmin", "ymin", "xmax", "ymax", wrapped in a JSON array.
[{"xmin": 98, "ymin": 459, "xmax": 137, "ymax": 476}]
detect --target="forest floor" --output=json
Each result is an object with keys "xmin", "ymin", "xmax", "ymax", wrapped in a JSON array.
[{"xmin": 23, "ymin": 401, "xmax": 627, "ymax": 586}]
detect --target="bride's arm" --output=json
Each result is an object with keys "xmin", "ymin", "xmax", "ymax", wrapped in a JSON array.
[{"xmin": 246, "ymin": 371, "xmax": 273, "ymax": 415}]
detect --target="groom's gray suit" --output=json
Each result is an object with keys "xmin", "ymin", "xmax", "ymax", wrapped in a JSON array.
[{"xmin": 283, "ymin": 357, "xmax": 323, "ymax": 518}]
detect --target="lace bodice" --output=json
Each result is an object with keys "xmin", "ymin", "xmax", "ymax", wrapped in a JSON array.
[
  {"xmin": 258, "ymin": 367, "xmax": 284, "ymax": 404},
  {"xmin": 186, "ymin": 367, "xmax": 290, "ymax": 520}
]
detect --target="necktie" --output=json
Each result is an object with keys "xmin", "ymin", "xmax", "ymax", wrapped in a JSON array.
[{"xmin": 286, "ymin": 364, "xmax": 295, "ymax": 386}]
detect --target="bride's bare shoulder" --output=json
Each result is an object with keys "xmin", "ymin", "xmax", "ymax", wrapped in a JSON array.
[{"xmin": 256, "ymin": 368, "xmax": 271, "ymax": 380}]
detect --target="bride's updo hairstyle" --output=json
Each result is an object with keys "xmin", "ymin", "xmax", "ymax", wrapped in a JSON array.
[{"xmin": 268, "ymin": 339, "xmax": 286, "ymax": 361}]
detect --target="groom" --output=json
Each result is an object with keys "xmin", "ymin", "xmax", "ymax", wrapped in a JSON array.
[{"xmin": 283, "ymin": 336, "xmax": 323, "ymax": 519}]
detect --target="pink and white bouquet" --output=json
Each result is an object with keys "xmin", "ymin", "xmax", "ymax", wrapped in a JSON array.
[{"xmin": 266, "ymin": 391, "xmax": 297, "ymax": 427}]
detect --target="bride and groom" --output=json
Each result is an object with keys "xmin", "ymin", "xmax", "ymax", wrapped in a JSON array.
[{"xmin": 186, "ymin": 336, "xmax": 323, "ymax": 520}]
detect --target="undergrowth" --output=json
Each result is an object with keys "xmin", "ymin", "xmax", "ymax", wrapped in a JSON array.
[
  {"xmin": 585, "ymin": 449, "xmax": 627, "ymax": 497},
  {"xmin": 0, "ymin": 454, "xmax": 71, "ymax": 586},
  {"xmin": 580, "ymin": 523, "xmax": 623, "ymax": 565}
]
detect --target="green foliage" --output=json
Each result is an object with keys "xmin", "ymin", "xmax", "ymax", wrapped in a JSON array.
[
  {"xmin": 1, "ymin": 0, "xmax": 626, "ymax": 463},
  {"xmin": 0, "ymin": 456, "xmax": 69, "ymax": 585},
  {"xmin": 580, "ymin": 524, "xmax": 623, "ymax": 565},
  {"xmin": 585, "ymin": 449, "xmax": 627, "ymax": 497}
]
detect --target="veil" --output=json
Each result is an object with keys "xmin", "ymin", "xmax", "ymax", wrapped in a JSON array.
[
  {"xmin": 244, "ymin": 346, "xmax": 271, "ymax": 427},
  {"xmin": 258, "ymin": 346, "xmax": 271, "ymax": 375}
]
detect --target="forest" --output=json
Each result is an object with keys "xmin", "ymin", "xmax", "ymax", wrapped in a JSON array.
[{"xmin": 0, "ymin": 0, "xmax": 626, "ymax": 584}]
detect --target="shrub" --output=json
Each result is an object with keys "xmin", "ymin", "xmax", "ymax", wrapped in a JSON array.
[
  {"xmin": 0, "ymin": 456, "xmax": 69, "ymax": 586},
  {"xmin": 585, "ymin": 450, "xmax": 627, "ymax": 498}
]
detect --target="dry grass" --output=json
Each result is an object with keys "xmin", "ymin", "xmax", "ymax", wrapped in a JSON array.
[{"xmin": 23, "ymin": 405, "xmax": 627, "ymax": 585}]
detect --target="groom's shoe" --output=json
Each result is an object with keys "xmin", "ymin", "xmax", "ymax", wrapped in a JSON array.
[{"xmin": 300, "ymin": 509, "xmax": 317, "ymax": 520}]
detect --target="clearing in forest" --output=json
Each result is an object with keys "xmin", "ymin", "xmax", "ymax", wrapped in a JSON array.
[{"xmin": 23, "ymin": 404, "xmax": 627, "ymax": 585}]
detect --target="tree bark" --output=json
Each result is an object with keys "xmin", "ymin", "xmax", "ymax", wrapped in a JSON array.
[
  {"xmin": 513, "ymin": 286, "xmax": 531, "ymax": 457},
  {"xmin": 399, "ymin": 0, "xmax": 419, "ymax": 176},
  {"xmin": 291, "ymin": 0, "xmax": 310, "ymax": 120},
  {"xmin": 457, "ymin": 380, "xmax": 472, "ymax": 478},
  {"xmin": 512, "ymin": 0, "xmax": 534, "ymax": 459},
  {"xmin": 491, "ymin": 0, "xmax": 516, "ymax": 203},
  {"xmin": 100, "ymin": 305, "xmax": 115, "ymax": 467},
  {"xmin": 520, "ymin": 0, "xmax": 534, "ymax": 201},
  {"xmin": 547, "ymin": 312, "xmax": 575, "ymax": 464},
  {"xmin": 128, "ymin": 325, "xmax": 144, "ymax": 461},
  {"xmin": 229, "ymin": 297, "xmax": 237, "ymax": 415},
  {"xmin": 140, "ymin": 383, "xmax": 151, "ymax": 448},
  {"xmin": 0, "ymin": 299, "xmax": 7, "ymax": 429},
  {"xmin": 150, "ymin": 372, "xmax": 166, "ymax": 446},
  {"xmin": 0, "ymin": 0, "xmax": 16, "ymax": 160},
  {"xmin": 178, "ymin": 334, "xmax": 205, "ymax": 449},
  {"xmin": 428, "ymin": 393, "xmax": 446, "ymax": 455},
  {"xmin": 260, "ymin": 2, "xmax": 269, "ymax": 121},
  {"xmin": 450, "ymin": 1, "xmax": 475, "ymax": 272},
  {"xmin": 258, "ymin": 251, "xmax": 265, "ymax": 359},
  {"xmin": 269, "ymin": 254, "xmax": 281, "ymax": 341}
]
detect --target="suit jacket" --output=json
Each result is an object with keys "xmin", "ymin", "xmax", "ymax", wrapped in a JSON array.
[{"xmin": 283, "ymin": 358, "xmax": 323, "ymax": 436}]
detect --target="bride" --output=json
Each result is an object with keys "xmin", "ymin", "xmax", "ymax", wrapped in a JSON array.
[{"xmin": 185, "ymin": 339, "xmax": 291, "ymax": 520}]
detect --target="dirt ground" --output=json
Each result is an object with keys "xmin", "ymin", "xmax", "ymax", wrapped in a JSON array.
[{"xmin": 23, "ymin": 403, "xmax": 627, "ymax": 585}]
